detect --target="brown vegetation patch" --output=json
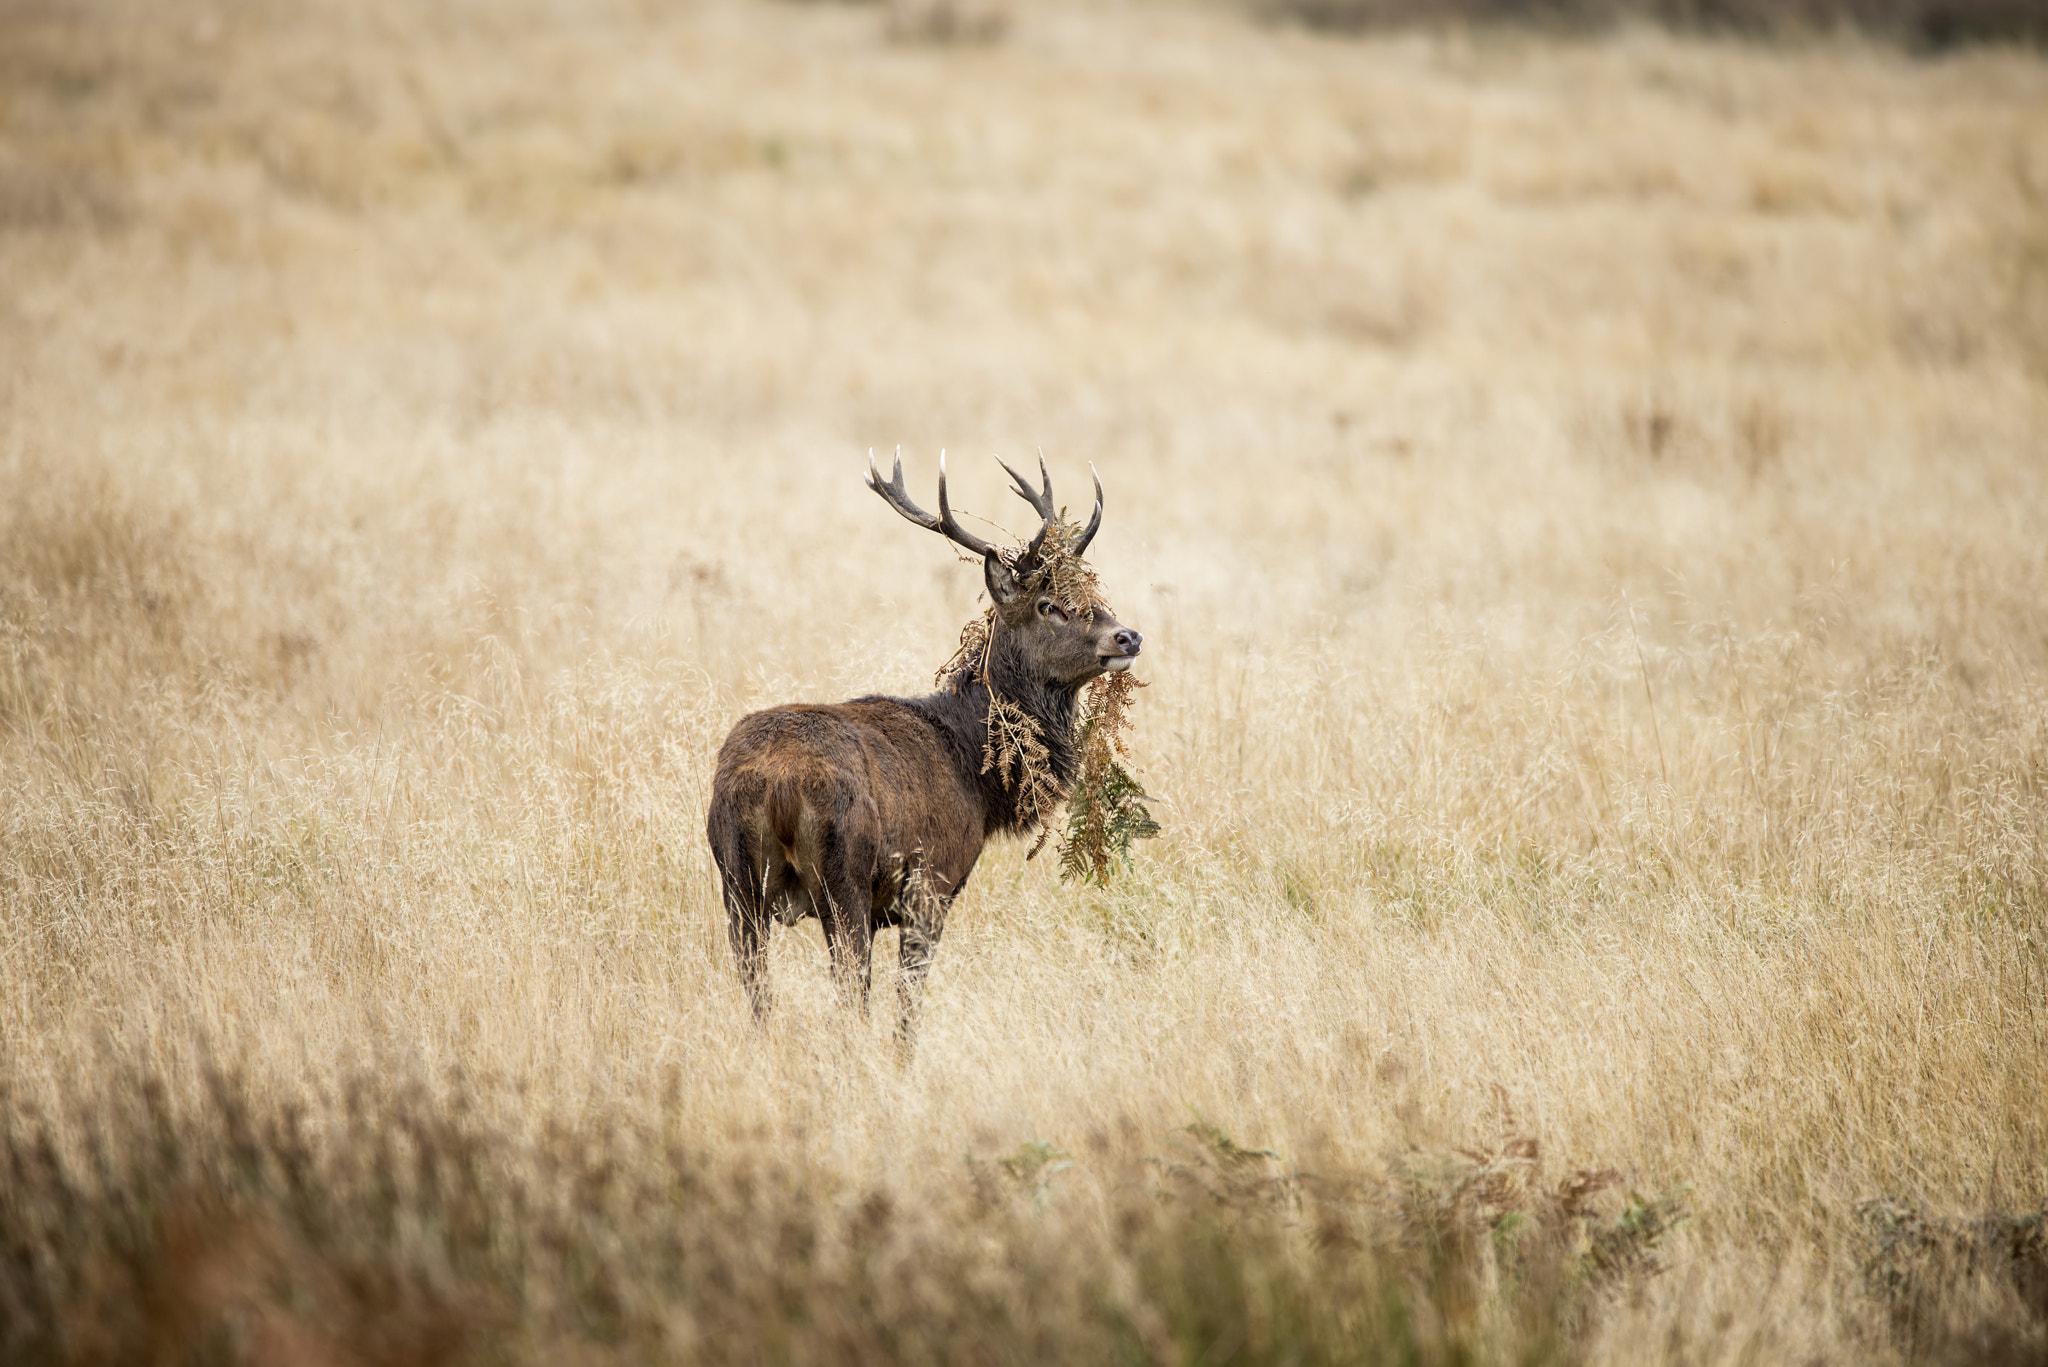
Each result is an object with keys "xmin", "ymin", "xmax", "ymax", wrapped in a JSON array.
[
  {"xmin": 1250, "ymin": 0, "xmax": 2048, "ymax": 46},
  {"xmin": 0, "ymin": 1057, "xmax": 1696, "ymax": 1366}
]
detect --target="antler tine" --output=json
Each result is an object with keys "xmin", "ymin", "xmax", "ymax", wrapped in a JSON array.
[
  {"xmin": 997, "ymin": 454, "xmax": 1058, "ymax": 527},
  {"xmin": 935, "ymin": 452, "xmax": 999, "ymax": 560},
  {"xmin": 1069, "ymin": 463, "xmax": 1104, "ymax": 557},
  {"xmin": 866, "ymin": 446, "xmax": 941, "ymax": 532}
]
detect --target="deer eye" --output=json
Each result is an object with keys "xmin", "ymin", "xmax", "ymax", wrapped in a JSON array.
[{"xmin": 1036, "ymin": 597, "xmax": 1069, "ymax": 624}]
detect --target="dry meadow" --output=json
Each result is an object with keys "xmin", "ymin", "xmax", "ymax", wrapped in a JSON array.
[{"xmin": 3, "ymin": 0, "xmax": 2047, "ymax": 1361}]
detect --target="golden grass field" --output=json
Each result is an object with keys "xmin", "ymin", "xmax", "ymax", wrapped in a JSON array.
[{"xmin": 3, "ymin": 0, "xmax": 2047, "ymax": 1361}]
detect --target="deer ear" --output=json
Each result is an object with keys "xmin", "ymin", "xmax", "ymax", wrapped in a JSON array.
[{"xmin": 983, "ymin": 550, "xmax": 1025, "ymax": 606}]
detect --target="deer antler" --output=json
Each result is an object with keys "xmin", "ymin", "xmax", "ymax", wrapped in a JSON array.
[
  {"xmin": 866, "ymin": 449, "xmax": 999, "ymax": 560},
  {"xmin": 1071, "ymin": 463, "xmax": 1103, "ymax": 557},
  {"xmin": 1000, "ymin": 454, "xmax": 1057, "ymax": 525},
  {"xmin": 996, "ymin": 454, "xmax": 1103, "ymax": 559}
]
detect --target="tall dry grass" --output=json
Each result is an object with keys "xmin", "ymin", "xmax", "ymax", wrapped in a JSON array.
[{"xmin": 2, "ymin": 0, "xmax": 2046, "ymax": 1361}]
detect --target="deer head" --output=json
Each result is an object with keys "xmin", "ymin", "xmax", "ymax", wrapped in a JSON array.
[{"xmin": 865, "ymin": 451, "xmax": 1141, "ymax": 687}]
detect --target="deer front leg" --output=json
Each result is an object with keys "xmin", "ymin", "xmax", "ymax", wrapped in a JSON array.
[{"xmin": 894, "ymin": 894, "xmax": 949, "ymax": 1060}]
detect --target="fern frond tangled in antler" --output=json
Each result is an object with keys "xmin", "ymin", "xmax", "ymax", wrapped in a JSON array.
[{"xmin": 1031, "ymin": 525, "xmax": 1103, "ymax": 618}]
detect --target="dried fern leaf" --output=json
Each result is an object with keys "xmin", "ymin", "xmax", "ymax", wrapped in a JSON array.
[{"xmin": 1057, "ymin": 671, "xmax": 1159, "ymax": 884}]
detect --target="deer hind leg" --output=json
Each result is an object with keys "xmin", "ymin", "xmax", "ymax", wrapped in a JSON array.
[
  {"xmin": 708, "ymin": 803, "xmax": 773, "ymax": 1023},
  {"xmin": 728, "ymin": 907, "xmax": 770, "ymax": 1023},
  {"xmin": 816, "ymin": 906, "xmax": 873, "ymax": 1016},
  {"xmin": 814, "ymin": 822, "xmax": 877, "ymax": 1017}
]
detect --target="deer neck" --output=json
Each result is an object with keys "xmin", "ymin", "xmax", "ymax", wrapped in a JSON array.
[{"xmin": 930, "ymin": 636, "xmax": 1082, "ymax": 833}]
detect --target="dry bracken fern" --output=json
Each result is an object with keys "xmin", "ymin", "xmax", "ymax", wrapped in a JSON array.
[
  {"xmin": 936, "ymin": 607, "xmax": 995, "ymax": 690},
  {"xmin": 1059, "ymin": 670, "xmax": 1160, "ymax": 884},
  {"xmin": 1032, "ymin": 525, "xmax": 1104, "ymax": 619},
  {"xmin": 982, "ymin": 694, "xmax": 1066, "ymax": 849}
]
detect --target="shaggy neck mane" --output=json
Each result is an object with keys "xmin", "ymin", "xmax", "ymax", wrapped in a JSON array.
[{"xmin": 921, "ymin": 627, "xmax": 1081, "ymax": 835}]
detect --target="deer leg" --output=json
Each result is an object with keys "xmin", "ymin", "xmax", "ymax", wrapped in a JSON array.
[
  {"xmin": 709, "ymin": 808, "xmax": 773, "ymax": 1023},
  {"xmin": 894, "ymin": 894, "xmax": 949, "ymax": 1060},
  {"xmin": 816, "ymin": 827, "xmax": 875, "ymax": 1016},
  {"xmin": 727, "ymin": 908, "xmax": 771, "ymax": 1023},
  {"xmin": 818, "ymin": 908, "xmax": 873, "ymax": 1016}
]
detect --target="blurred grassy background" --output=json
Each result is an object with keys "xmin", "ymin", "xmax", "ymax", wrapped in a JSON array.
[
  {"xmin": 2, "ymin": 0, "xmax": 2045, "ymax": 1362},
  {"xmin": 1249, "ymin": 0, "xmax": 2048, "ymax": 47}
]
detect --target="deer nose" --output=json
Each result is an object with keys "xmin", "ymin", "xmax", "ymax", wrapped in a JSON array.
[{"xmin": 1114, "ymin": 628, "xmax": 1142, "ymax": 656}]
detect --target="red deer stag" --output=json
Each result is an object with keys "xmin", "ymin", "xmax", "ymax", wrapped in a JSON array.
[{"xmin": 705, "ymin": 454, "xmax": 1141, "ymax": 1042}]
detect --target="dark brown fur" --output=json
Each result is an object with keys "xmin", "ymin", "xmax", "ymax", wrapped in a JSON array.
[{"xmin": 706, "ymin": 459, "xmax": 1140, "ymax": 1044}]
